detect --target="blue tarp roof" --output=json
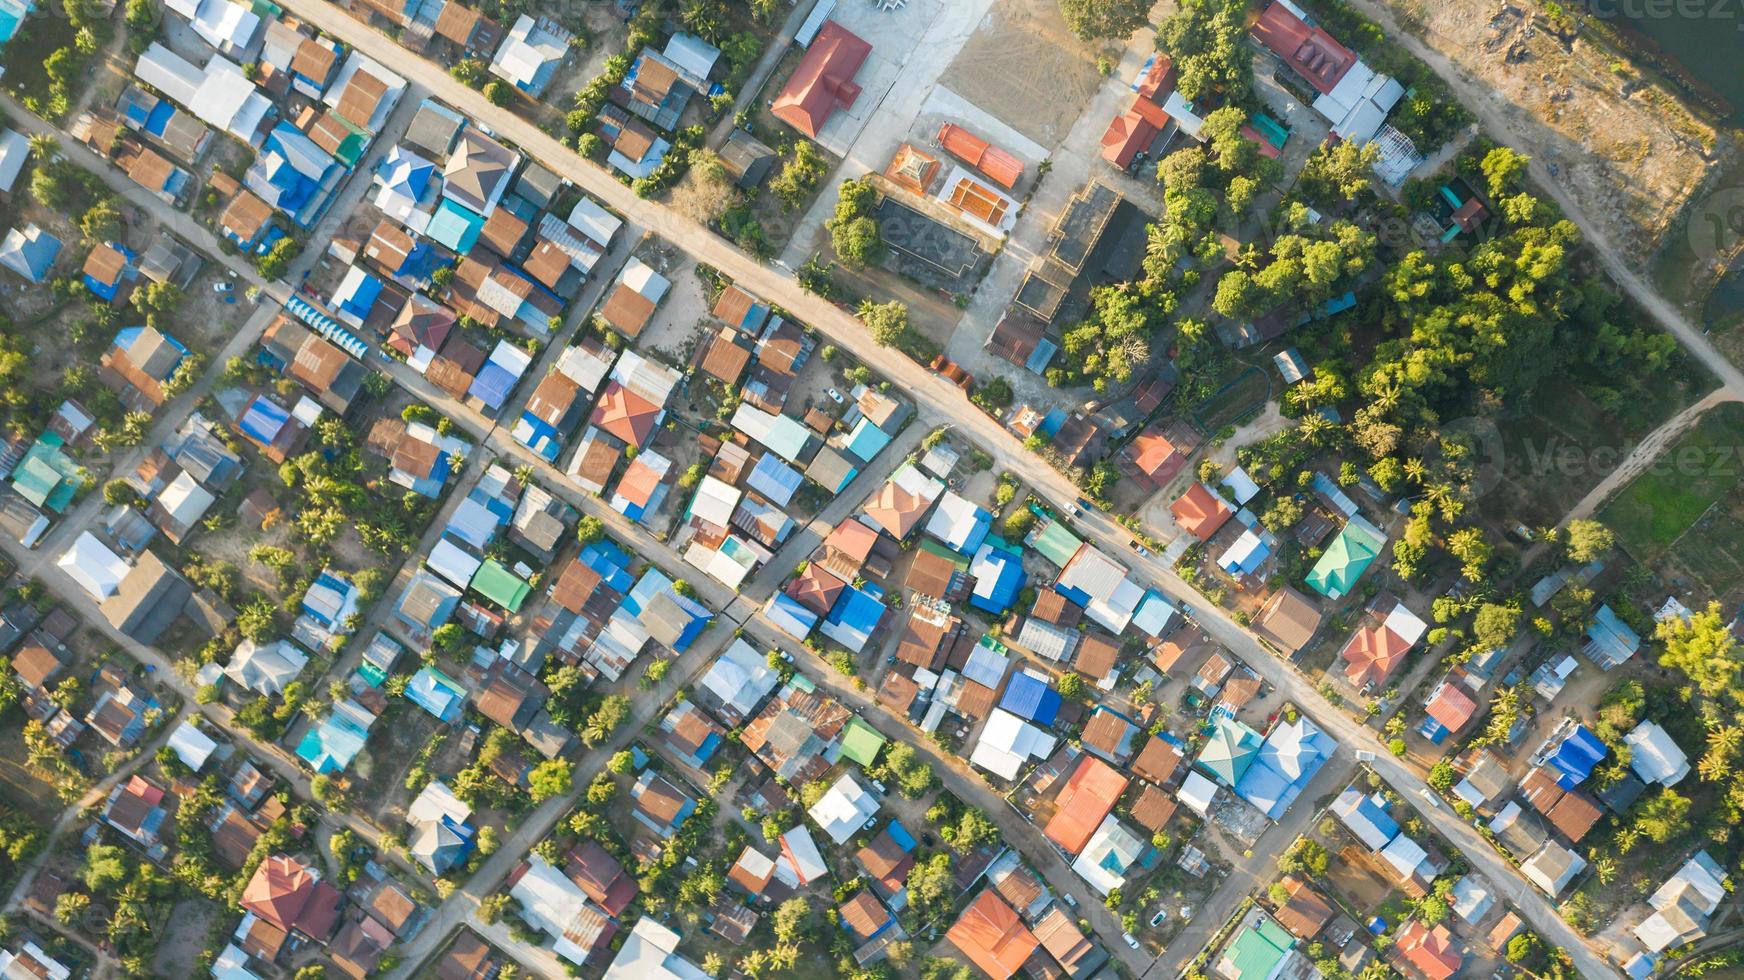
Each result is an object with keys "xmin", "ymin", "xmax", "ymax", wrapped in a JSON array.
[
  {"xmin": 239, "ymin": 396, "xmax": 291, "ymax": 444},
  {"xmin": 468, "ymin": 361, "xmax": 520, "ymax": 410},
  {"xmin": 1547, "ymin": 725, "xmax": 1608, "ymax": 788},
  {"xmin": 1000, "ymin": 671, "xmax": 1061, "ymax": 726},
  {"xmin": 820, "ymin": 586, "xmax": 884, "ymax": 654},
  {"xmin": 580, "ymin": 541, "xmax": 636, "ymax": 594},
  {"xmin": 886, "ymin": 819, "xmax": 917, "ymax": 852},
  {"xmin": 746, "ymin": 454, "xmax": 803, "ymax": 507}
]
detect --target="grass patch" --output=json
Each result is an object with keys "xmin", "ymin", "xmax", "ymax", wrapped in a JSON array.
[
  {"xmin": 1193, "ymin": 365, "xmax": 1270, "ymax": 432},
  {"xmin": 1, "ymin": 14, "xmax": 80, "ymax": 107},
  {"xmin": 1602, "ymin": 401, "xmax": 1744, "ymax": 560}
]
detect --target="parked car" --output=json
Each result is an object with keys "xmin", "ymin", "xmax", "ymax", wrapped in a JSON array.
[
  {"xmin": 825, "ymin": 387, "xmax": 844, "ymax": 404},
  {"xmin": 1123, "ymin": 933, "xmax": 1142, "ymax": 950},
  {"xmin": 1149, "ymin": 908, "xmax": 1167, "ymax": 927},
  {"xmin": 1354, "ymin": 750, "xmax": 1376, "ymax": 762},
  {"xmin": 1062, "ymin": 892, "xmax": 1078, "ymax": 909}
]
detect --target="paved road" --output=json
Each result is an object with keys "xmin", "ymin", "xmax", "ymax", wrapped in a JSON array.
[{"xmin": 3, "ymin": 1, "xmax": 1633, "ymax": 972}]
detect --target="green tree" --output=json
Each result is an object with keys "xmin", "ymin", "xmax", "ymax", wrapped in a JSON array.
[
  {"xmin": 1635, "ymin": 787, "xmax": 1692, "ymax": 843},
  {"xmin": 827, "ymin": 179, "xmax": 883, "ymax": 266},
  {"xmin": 1563, "ymin": 519, "xmax": 1614, "ymax": 563},
  {"xmin": 83, "ymin": 843, "xmax": 128, "ymax": 891},
  {"xmin": 1472, "ymin": 602, "xmax": 1521, "ymax": 652},
  {"xmin": 482, "ymin": 80, "xmax": 512, "ymax": 106},
  {"xmin": 772, "ymin": 896, "xmax": 812, "ymax": 943},
  {"xmin": 80, "ymin": 198, "xmax": 122, "ymax": 243},
  {"xmin": 1056, "ymin": 0, "xmax": 1150, "ymax": 39},
  {"xmin": 528, "ymin": 760, "xmax": 573, "ymax": 802},
  {"xmin": 575, "ymin": 516, "xmax": 605, "ymax": 545},
  {"xmin": 1657, "ymin": 602, "xmax": 1741, "ymax": 699},
  {"xmin": 859, "ymin": 299, "xmax": 910, "ymax": 347},
  {"xmin": 1480, "ymin": 146, "xmax": 1530, "ymax": 198},
  {"xmin": 1055, "ymin": 672, "xmax": 1086, "ymax": 701},
  {"xmin": 607, "ymin": 750, "xmax": 635, "ymax": 775}
]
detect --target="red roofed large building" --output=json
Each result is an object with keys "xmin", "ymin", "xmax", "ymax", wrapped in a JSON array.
[
  {"xmin": 1042, "ymin": 755, "xmax": 1128, "ymax": 855},
  {"xmin": 1395, "ymin": 920, "xmax": 1464, "ymax": 980},
  {"xmin": 936, "ymin": 123, "xmax": 1023, "ymax": 189},
  {"xmin": 1250, "ymin": 1, "xmax": 1357, "ymax": 96},
  {"xmin": 772, "ymin": 22, "xmax": 871, "ymax": 138},
  {"xmin": 240, "ymin": 855, "xmax": 341, "ymax": 942},
  {"xmin": 1170, "ymin": 483, "xmax": 1234, "ymax": 541},
  {"xmin": 945, "ymin": 890, "xmax": 1038, "ymax": 980}
]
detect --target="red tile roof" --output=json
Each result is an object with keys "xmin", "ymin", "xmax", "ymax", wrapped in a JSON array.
[
  {"xmin": 1100, "ymin": 103, "xmax": 1158, "ymax": 168},
  {"xmin": 1343, "ymin": 624, "xmax": 1411, "ymax": 688},
  {"xmin": 1424, "ymin": 680, "xmax": 1477, "ymax": 733},
  {"xmin": 1250, "ymin": 1, "xmax": 1358, "ymax": 96},
  {"xmin": 588, "ymin": 381, "xmax": 661, "ymax": 447},
  {"xmin": 772, "ymin": 22, "xmax": 871, "ymax": 137},
  {"xmin": 1396, "ymin": 920, "xmax": 1464, "ymax": 980},
  {"xmin": 936, "ymin": 123, "xmax": 1023, "ymax": 189}
]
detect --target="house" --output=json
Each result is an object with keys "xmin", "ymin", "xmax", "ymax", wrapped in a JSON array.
[
  {"xmin": 1306, "ymin": 519, "xmax": 1386, "ymax": 600},
  {"xmin": 1520, "ymin": 840, "xmax": 1586, "ymax": 896},
  {"xmin": 741, "ymin": 678, "xmax": 852, "ymax": 784},
  {"xmin": 1272, "ymin": 876, "xmax": 1334, "ymax": 940},
  {"xmin": 1253, "ymin": 587, "xmax": 1322, "ymax": 657},
  {"xmin": 1626, "ymin": 720, "xmax": 1691, "ymax": 787},
  {"xmin": 1634, "ymin": 850, "xmax": 1728, "ymax": 953},
  {"xmin": 224, "ymin": 639, "xmax": 309, "ymax": 696},
  {"xmin": 103, "ymin": 775, "xmax": 168, "ymax": 854},
  {"xmin": 945, "ymin": 890, "xmax": 1037, "ymax": 980},
  {"xmin": 510, "ymin": 856, "xmax": 617, "ymax": 966},
  {"xmin": 567, "ymin": 839, "xmax": 637, "ymax": 918},
  {"xmin": 630, "ymin": 769, "xmax": 697, "ymax": 838},
  {"xmin": 600, "ymin": 918, "xmax": 708, "ymax": 977},
  {"xmin": 1217, "ymin": 911, "xmax": 1305, "ymax": 980},
  {"xmin": 1250, "ymin": 1, "xmax": 1403, "ymax": 144},
  {"xmin": 0, "ymin": 943, "xmax": 72, "ymax": 980},
  {"xmin": 1234, "ymin": 716, "xmax": 1336, "ymax": 820},
  {"xmin": 694, "ymin": 637, "xmax": 779, "ymax": 725},
  {"xmin": 1396, "ymin": 921, "xmax": 1463, "ymax": 980},
  {"xmin": 406, "ymin": 665, "xmax": 468, "ymax": 724},
  {"xmin": 0, "ymin": 128, "xmax": 26, "ymax": 193},
  {"xmin": 100, "ymin": 325, "xmax": 189, "ymax": 411},
  {"xmin": 808, "ymin": 772, "xmax": 880, "ymax": 844},
  {"xmin": 1332, "ymin": 785, "xmax": 1401, "ymax": 850},
  {"xmin": 241, "ymin": 855, "xmax": 341, "ymax": 942},
  {"xmin": 969, "ymin": 708, "xmax": 1056, "ymax": 781},
  {"xmin": 772, "ymin": 21, "xmax": 871, "ymax": 138},
  {"xmin": 489, "ymin": 15, "xmax": 572, "ymax": 97},
  {"xmin": 1340, "ymin": 598, "xmax": 1427, "ymax": 689},
  {"xmin": 1584, "ymin": 604, "xmax": 1641, "ymax": 669},
  {"xmin": 599, "ymin": 257, "xmax": 670, "ymax": 338},
  {"xmin": 443, "ymin": 128, "xmax": 519, "ymax": 217},
  {"xmin": 718, "ymin": 128, "xmax": 776, "ymax": 187},
  {"xmin": 407, "ymin": 779, "xmax": 475, "ymax": 874},
  {"xmin": 1081, "ymin": 705, "xmax": 1139, "ymax": 764},
  {"xmin": 1044, "ymin": 755, "xmax": 1128, "ymax": 854},
  {"xmin": 295, "ymin": 698, "xmax": 373, "ymax": 773},
  {"xmin": 0, "ymin": 224, "xmax": 61, "ymax": 282},
  {"xmin": 99, "ymin": 550, "xmax": 193, "ymax": 643},
  {"xmin": 81, "ymin": 241, "xmax": 137, "ymax": 303}
]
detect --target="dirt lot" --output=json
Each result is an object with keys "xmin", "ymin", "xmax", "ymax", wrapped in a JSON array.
[
  {"xmin": 938, "ymin": 0, "xmax": 1113, "ymax": 149},
  {"xmin": 1370, "ymin": 0, "xmax": 1720, "ymax": 265}
]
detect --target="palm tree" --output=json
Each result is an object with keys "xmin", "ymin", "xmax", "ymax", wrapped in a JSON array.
[
  {"xmin": 1613, "ymin": 826, "xmax": 1640, "ymax": 854},
  {"xmin": 1403, "ymin": 457, "xmax": 1427, "ymax": 484},
  {"xmin": 26, "ymin": 133, "xmax": 56, "ymax": 161}
]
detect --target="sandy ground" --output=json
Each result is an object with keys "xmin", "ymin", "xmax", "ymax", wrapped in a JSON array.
[
  {"xmin": 1376, "ymin": 0, "xmax": 1720, "ymax": 261},
  {"xmin": 938, "ymin": 0, "xmax": 1112, "ymax": 149}
]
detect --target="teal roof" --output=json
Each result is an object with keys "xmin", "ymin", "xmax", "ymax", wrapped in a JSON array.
[
  {"xmin": 12, "ymin": 433, "xmax": 79, "ymax": 512},
  {"xmin": 427, "ymin": 199, "xmax": 484, "ymax": 253},
  {"xmin": 1222, "ymin": 915, "xmax": 1295, "ymax": 980},
  {"xmin": 842, "ymin": 417, "xmax": 892, "ymax": 463},
  {"xmin": 1028, "ymin": 517, "xmax": 1083, "ymax": 567},
  {"xmin": 1305, "ymin": 520, "xmax": 1385, "ymax": 600},
  {"xmin": 1198, "ymin": 715, "xmax": 1263, "ymax": 787},
  {"xmin": 838, "ymin": 717, "xmax": 886, "ymax": 768}
]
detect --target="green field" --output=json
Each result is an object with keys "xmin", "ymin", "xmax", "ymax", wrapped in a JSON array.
[{"xmin": 1602, "ymin": 402, "xmax": 1744, "ymax": 561}]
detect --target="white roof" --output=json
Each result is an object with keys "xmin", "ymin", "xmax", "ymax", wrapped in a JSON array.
[
  {"xmin": 924, "ymin": 491, "xmax": 985, "ymax": 550},
  {"xmin": 184, "ymin": 0, "xmax": 262, "ymax": 54},
  {"xmin": 663, "ymin": 32, "xmax": 720, "ymax": 79},
  {"xmin": 690, "ymin": 476, "xmax": 741, "ymax": 528},
  {"xmin": 510, "ymin": 856, "xmax": 600, "ymax": 966},
  {"xmin": 1071, "ymin": 815, "xmax": 1143, "ymax": 895},
  {"xmin": 1521, "ymin": 841, "xmax": 1586, "ymax": 896},
  {"xmin": 602, "ymin": 918, "xmax": 710, "ymax": 980},
  {"xmin": 1450, "ymin": 875, "xmax": 1495, "ymax": 923},
  {"xmin": 1382, "ymin": 602, "xmax": 1428, "ymax": 647},
  {"xmin": 1217, "ymin": 529, "xmax": 1265, "ymax": 572},
  {"xmin": 407, "ymin": 778, "xmax": 472, "ymax": 828},
  {"xmin": 612, "ymin": 349, "xmax": 681, "ymax": 405},
  {"xmin": 1651, "ymin": 851, "xmax": 1728, "ymax": 914},
  {"xmin": 776, "ymin": 825, "xmax": 828, "ymax": 887},
  {"xmin": 969, "ymin": 708, "xmax": 1056, "ymax": 781},
  {"xmin": 166, "ymin": 721, "xmax": 218, "ymax": 770},
  {"xmin": 555, "ymin": 342, "xmax": 616, "ymax": 393},
  {"xmin": 1625, "ymin": 720, "xmax": 1690, "ymax": 787},
  {"xmin": 1220, "ymin": 467, "xmax": 1260, "ymax": 505},
  {"xmin": 134, "ymin": 43, "xmax": 272, "ymax": 142},
  {"xmin": 223, "ymin": 639, "xmax": 309, "ymax": 696},
  {"xmin": 1178, "ymin": 770, "xmax": 1218, "ymax": 815},
  {"xmin": 807, "ymin": 772, "xmax": 879, "ymax": 844},
  {"xmin": 213, "ymin": 943, "xmax": 260, "ymax": 980},
  {"xmin": 158, "ymin": 470, "xmax": 216, "ymax": 528},
  {"xmin": 566, "ymin": 196, "xmax": 622, "ymax": 248},
  {"xmin": 1087, "ymin": 576, "xmax": 1144, "ymax": 635},
  {"xmin": 428, "ymin": 536, "xmax": 483, "ymax": 589},
  {"xmin": 620, "ymin": 256, "xmax": 671, "ymax": 303},
  {"xmin": 1059, "ymin": 545, "xmax": 1127, "ymax": 603},
  {"xmin": 0, "ymin": 129, "xmax": 27, "ymax": 193},
  {"xmin": 1380, "ymin": 834, "xmax": 1429, "ymax": 879},
  {"xmin": 58, "ymin": 532, "xmax": 129, "ymax": 600}
]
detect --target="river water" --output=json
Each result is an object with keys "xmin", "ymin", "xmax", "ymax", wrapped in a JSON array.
[{"xmin": 1596, "ymin": 0, "xmax": 1744, "ymax": 121}]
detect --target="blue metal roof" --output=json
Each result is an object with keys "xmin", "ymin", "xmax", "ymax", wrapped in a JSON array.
[
  {"xmin": 239, "ymin": 396, "xmax": 290, "ymax": 444},
  {"xmin": 968, "ymin": 540, "xmax": 1026, "ymax": 615},
  {"xmin": 580, "ymin": 541, "xmax": 636, "ymax": 594},
  {"xmin": 1000, "ymin": 671, "xmax": 1061, "ymax": 726},
  {"xmin": 886, "ymin": 819, "xmax": 917, "ymax": 852},
  {"xmin": 820, "ymin": 586, "xmax": 885, "ymax": 654},
  {"xmin": 747, "ymin": 454, "xmax": 802, "ymax": 507},
  {"xmin": 468, "ymin": 361, "xmax": 520, "ymax": 410},
  {"xmin": 766, "ymin": 591, "xmax": 818, "ymax": 639}
]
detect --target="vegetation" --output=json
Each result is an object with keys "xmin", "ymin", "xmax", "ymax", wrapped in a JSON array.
[{"xmin": 827, "ymin": 179, "xmax": 884, "ymax": 267}]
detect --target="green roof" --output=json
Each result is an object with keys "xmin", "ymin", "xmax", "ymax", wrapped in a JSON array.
[
  {"xmin": 327, "ymin": 115, "xmax": 369, "ymax": 168},
  {"xmin": 470, "ymin": 559, "xmax": 531, "ymax": 612},
  {"xmin": 12, "ymin": 434, "xmax": 79, "ymax": 513},
  {"xmin": 838, "ymin": 717, "xmax": 887, "ymax": 768},
  {"xmin": 1305, "ymin": 520, "xmax": 1385, "ymax": 600},
  {"xmin": 918, "ymin": 538, "xmax": 970, "ymax": 570},
  {"xmin": 1197, "ymin": 715, "xmax": 1263, "ymax": 787},
  {"xmin": 1029, "ymin": 517, "xmax": 1083, "ymax": 568},
  {"xmin": 1222, "ymin": 915, "xmax": 1295, "ymax": 980}
]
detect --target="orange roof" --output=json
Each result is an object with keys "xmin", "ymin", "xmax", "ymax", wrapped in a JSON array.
[
  {"xmin": 936, "ymin": 123, "xmax": 1023, "ymax": 189},
  {"xmin": 884, "ymin": 143, "xmax": 940, "ymax": 194},
  {"xmin": 588, "ymin": 382, "xmax": 661, "ymax": 447},
  {"xmin": 1126, "ymin": 428, "xmax": 1184, "ymax": 483},
  {"xmin": 945, "ymin": 890, "xmax": 1038, "ymax": 980},
  {"xmin": 772, "ymin": 22, "xmax": 870, "ymax": 138},
  {"xmin": 1424, "ymin": 680, "xmax": 1477, "ymax": 733},
  {"xmin": 945, "ymin": 176, "xmax": 1009, "ymax": 226},
  {"xmin": 1132, "ymin": 735, "xmax": 1183, "ymax": 784},
  {"xmin": 1134, "ymin": 54, "xmax": 1178, "ymax": 102},
  {"xmin": 1170, "ymin": 483, "xmax": 1233, "ymax": 541},
  {"xmin": 1042, "ymin": 755, "xmax": 1127, "ymax": 855},
  {"xmin": 1342, "ymin": 624, "xmax": 1411, "ymax": 688},
  {"xmin": 240, "ymin": 855, "xmax": 315, "ymax": 932},
  {"xmin": 1396, "ymin": 920, "xmax": 1463, "ymax": 980},
  {"xmin": 823, "ymin": 519, "xmax": 879, "ymax": 562},
  {"xmin": 1100, "ymin": 104, "xmax": 1158, "ymax": 168}
]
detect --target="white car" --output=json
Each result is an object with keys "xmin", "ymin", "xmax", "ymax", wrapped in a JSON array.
[
  {"xmin": 825, "ymin": 387, "xmax": 844, "ymax": 404},
  {"xmin": 1355, "ymin": 750, "xmax": 1376, "ymax": 762},
  {"xmin": 1123, "ymin": 933, "xmax": 1142, "ymax": 950},
  {"xmin": 1419, "ymin": 788, "xmax": 1444, "ymax": 810}
]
